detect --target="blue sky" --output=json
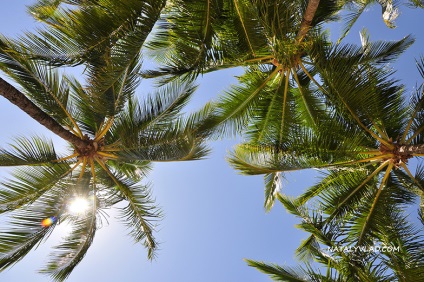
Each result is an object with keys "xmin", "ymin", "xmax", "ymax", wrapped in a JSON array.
[{"xmin": 0, "ymin": 1, "xmax": 423, "ymax": 282}]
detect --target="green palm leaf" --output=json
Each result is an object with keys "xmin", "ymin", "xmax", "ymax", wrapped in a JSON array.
[
  {"xmin": 0, "ymin": 38, "xmax": 79, "ymax": 133},
  {"xmin": 40, "ymin": 211, "xmax": 97, "ymax": 281},
  {"xmin": 0, "ymin": 163, "xmax": 71, "ymax": 213},
  {"xmin": 0, "ymin": 136, "xmax": 58, "ymax": 166},
  {"xmin": 0, "ymin": 183, "xmax": 71, "ymax": 271},
  {"xmin": 245, "ymin": 259, "xmax": 308, "ymax": 282},
  {"xmin": 97, "ymin": 168, "xmax": 160, "ymax": 259}
]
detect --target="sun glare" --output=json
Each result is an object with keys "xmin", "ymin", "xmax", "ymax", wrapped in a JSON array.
[{"xmin": 68, "ymin": 197, "xmax": 90, "ymax": 215}]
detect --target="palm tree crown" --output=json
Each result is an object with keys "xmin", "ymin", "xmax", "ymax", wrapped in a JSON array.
[{"xmin": 0, "ymin": 0, "xmax": 211, "ymax": 280}]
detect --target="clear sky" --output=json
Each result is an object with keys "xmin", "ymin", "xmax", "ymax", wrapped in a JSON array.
[{"xmin": 0, "ymin": 1, "xmax": 423, "ymax": 282}]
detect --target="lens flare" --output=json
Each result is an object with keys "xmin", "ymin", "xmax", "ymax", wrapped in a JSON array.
[
  {"xmin": 68, "ymin": 197, "xmax": 90, "ymax": 214},
  {"xmin": 41, "ymin": 216, "xmax": 57, "ymax": 227}
]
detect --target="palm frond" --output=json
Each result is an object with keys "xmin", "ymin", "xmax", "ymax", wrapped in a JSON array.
[
  {"xmin": 23, "ymin": 0, "xmax": 165, "ymax": 66},
  {"xmin": 371, "ymin": 208, "xmax": 424, "ymax": 280},
  {"xmin": 66, "ymin": 77, "xmax": 104, "ymax": 136},
  {"xmin": 0, "ymin": 182, "xmax": 71, "ymax": 271},
  {"xmin": 27, "ymin": 0, "xmax": 70, "ymax": 21},
  {"xmin": 311, "ymin": 41, "xmax": 408, "ymax": 141},
  {"xmin": 85, "ymin": 55, "xmax": 144, "ymax": 118},
  {"xmin": 97, "ymin": 168, "xmax": 160, "ymax": 259},
  {"xmin": 117, "ymin": 131, "xmax": 209, "ymax": 162},
  {"xmin": 0, "ymin": 37, "xmax": 81, "ymax": 133},
  {"xmin": 144, "ymin": 0, "xmax": 267, "ymax": 84},
  {"xmin": 108, "ymin": 80, "xmax": 196, "ymax": 144},
  {"xmin": 244, "ymin": 69, "xmax": 309, "ymax": 145},
  {"xmin": 0, "ymin": 163, "xmax": 72, "ymax": 213},
  {"xmin": 40, "ymin": 211, "xmax": 97, "ymax": 281},
  {"xmin": 245, "ymin": 259, "xmax": 309, "ymax": 282},
  {"xmin": 118, "ymin": 183, "xmax": 160, "ymax": 260},
  {"xmin": 0, "ymin": 136, "xmax": 58, "ymax": 166},
  {"xmin": 402, "ymin": 58, "xmax": 424, "ymax": 144},
  {"xmin": 295, "ymin": 234, "xmax": 321, "ymax": 263},
  {"xmin": 0, "ymin": 223, "xmax": 56, "ymax": 271},
  {"xmin": 106, "ymin": 160, "xmax": 151, "ymax": 182},
  {"xmin": 211, "ymin": 65, "xmax": 281, "ymax": 137}
]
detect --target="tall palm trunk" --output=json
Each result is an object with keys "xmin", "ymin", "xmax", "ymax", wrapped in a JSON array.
[
  {"xmin": 296, "ymin": 0, "xmax": 321, "ymax": 42},
  {"xmin": 0, "ymin": 77, "xmax": 87, "ymax": 149}
]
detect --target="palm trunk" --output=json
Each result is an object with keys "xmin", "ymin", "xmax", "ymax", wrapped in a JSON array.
[
  {"xmin": 399, "ymin": 144, "xmax": 424, "ymax": 155},
  {"xmin": 296, "ymin": 0, "xmax": 321, "ymax": 42},
  {"xmin": 0, "ymin": 77, "xmax": 87, "ymax": 149}
]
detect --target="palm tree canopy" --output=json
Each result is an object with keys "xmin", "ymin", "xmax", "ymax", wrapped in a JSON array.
[
  {"xmin": 246, "ymin": 194, "xmax": 424, "ymax": 281},
  {"xmin": 0, "ymin": 1, "xmax": 213, "ymax": 280}
]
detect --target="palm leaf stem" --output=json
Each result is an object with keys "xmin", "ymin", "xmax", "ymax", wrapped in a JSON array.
[
  {"xmin": 298, "ymin": 61, "xmax": 393, "ymax": 149},
  {"xmin": 70, "ymin": 128, "xmax": 82, "ymax": 137},
  {"xmin": 101, "ymin": 147, "xmax": 122, "ymax": 152},
  {"xmin": 356, "ymin": 151, "xmax": 382, "ymax": 155},
  {"xmin": 357, "ymin": 162, "xmax": 393, "ymax": 245},
  {"xmin": 97, "ymin": 151, "xmax": 118, "ymax": 160},
  {"xmin": 405, "ymin": 124, "xmax": 424, "ymax": 144},
  {"xmin": 400, "ymin": 107, "xmax": 420, "ymax": 143},
  {"xmin": 279, "ymin": 70, "xmax": 290, "ymax": 144},
  {"xmin": 102, "ymin": 141, "xmax": 121, "ymax": 150},
  {"xmin": 113, "ymin": 66, "xmax": 131, "ymax": 109},
  {"xmin": 78, "ymin": 157, "xmax": 88, "ymax": 181},
  {"xmin": 369, "ymin": 117, "xmax": 389, "ymax": 141},
  {"xmin": 256, "ymin": 82, "xmax": 281, "ymax": 142},
  {"xmin": 291, "ymin": 68, "xmax": 317, "ymax": 128},
  {"xmin": 69, "ymin": 158, "xmax": 84, "ymax": 175},
  {"xmin": 50, "ymin": 97, "xmax": 83, "ymax": 139},
  {"xmin": 52, "ymin": 153, "xmax": 79, "ymax": 163},
  {"xmin": 94, "ymin": 117, "xmax": 115, "ymax": 142},
  {"xmin": 62, "ymin": 19, "xmax": 131, "ymax": 62},
  {"xmin": 178, "ymin": 144, "xmax": 199, "ymax": 161},
  {"xmin": 400, "ymin": 162, "xmax": 423, "ymax": 190},
  {"xmin": 220, "ymin": 66, "xmax": 282, "ymax": 123},
  {"xmin": 93, "ymin": 156, "xmax": 114, "ymax": 183},
  {"xmin": 233, "ymin": 0, "xmax": 256, "ymax": 56},
  {"xmin": 234, "ymin": 151, "xmax": 391, "ymax": 176},
  {"xmin": 324, "ymin": 154, "xmax": 392, "ymax": 168},
  {"xmin": 298, "ymin": 61, "xmax": 328, "ymax": 93},
  {"xmin": 328, "ymin": 160, "xmax": 389, "ymax": 221},
  {"xmin": 244, "ymin": 55, "xmax": 274, "ymax": 63},
  {"xmin": 413, "ymin": 154, "xmax": 424, "ymax": 157}
]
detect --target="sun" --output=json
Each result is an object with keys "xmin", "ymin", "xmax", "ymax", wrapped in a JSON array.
[{"xmin": 68, "ymin": 197, "xmax": 90, "ymax": 215}]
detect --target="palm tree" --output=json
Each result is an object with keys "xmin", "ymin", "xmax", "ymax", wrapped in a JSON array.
[
  {"xmin": 143, "ymin": 0, "xmax": 418, "ymax": 213},
  {"xmin": 144, "ymin": 0, "xmax": 336, "ymax": 80},
  {"xmin": 143, "ymin": 1, "xmax": 348, "ymax": 211},
  {"xmin": 144, "ymin": 0, "xmax": 421, "ymax": 82},
  {"xmin": 229, "ymin": 43, "xmax": 424, "ymax": 241},
  {"xmin": 27, "ymin": 1, "xmax": 416, "ymax": 166},
  {"xmin": 4, "ymin": 0, "xmax": 422, "ymax": 279},
  {"xmin": 0, "ymin": 1, "xmax": 211, "ymax": 280},
  {"xmin": 245, "ymin": 194, "xmax": 424, "ymax": 281},
  {"xmin": 0, "ymin": 0, "xmax": 166, "ymax": 138}
]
